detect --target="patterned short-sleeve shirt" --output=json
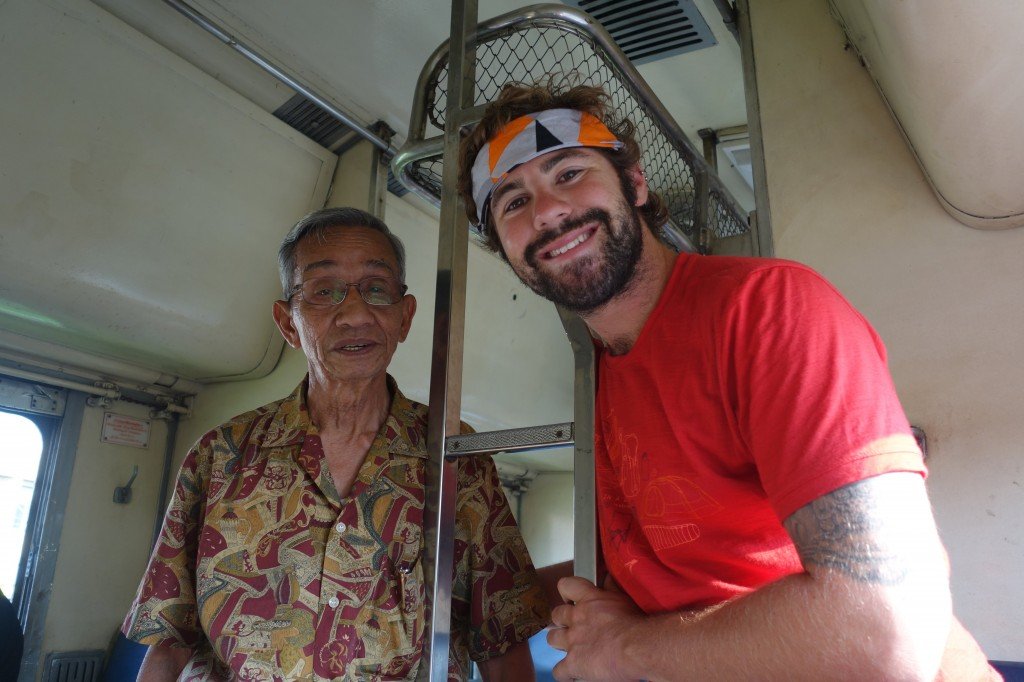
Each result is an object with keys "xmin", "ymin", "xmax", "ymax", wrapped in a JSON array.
[{"xmin": 123, "ymin": 377, "xmax": 549, "ymax": 681}]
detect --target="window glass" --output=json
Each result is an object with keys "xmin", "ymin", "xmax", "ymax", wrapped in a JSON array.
[{"xmin": 0, "ymin": 411, "xmax": 43, "ymax": 597}]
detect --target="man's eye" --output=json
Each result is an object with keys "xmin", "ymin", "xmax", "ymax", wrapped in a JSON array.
[
  {"xmin": 558, "ymin": 168, "xmax": 581, "ymax": 183},
  {"xmin": 503, "ymin": 196, "xmax": 526, "ymax": 214}
]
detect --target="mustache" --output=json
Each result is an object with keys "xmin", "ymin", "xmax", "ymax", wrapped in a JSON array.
[{"xmin": 524, "ymin": 208, "xmax": 610, "ymax": 266}]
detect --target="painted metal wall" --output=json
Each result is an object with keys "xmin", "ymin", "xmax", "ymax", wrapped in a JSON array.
[
  {"xmin": 751, "ymin": 0, "xmax": 1024, "ymax": 659},
  {"xmin": 0, "ymin": 0, "xmax": 336, "ymax": 384}
]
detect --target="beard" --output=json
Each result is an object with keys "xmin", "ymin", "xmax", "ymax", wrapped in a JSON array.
[{"xmin": 514, "ymin": 198, "xmax": 644, "ymax": 315}]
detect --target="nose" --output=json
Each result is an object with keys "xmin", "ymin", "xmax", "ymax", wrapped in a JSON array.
[
  {"xmin": 332, "ymin": 284, "xmax": 375, "ymax": 326},
  {"xmin": 531, "ymin": 186, "xmax": 571, "ymax": 231}
]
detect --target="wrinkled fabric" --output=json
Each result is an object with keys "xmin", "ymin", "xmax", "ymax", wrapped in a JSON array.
[{"xmin": 123, "ymin": 377, "xmax": 548, "ymax": 681}]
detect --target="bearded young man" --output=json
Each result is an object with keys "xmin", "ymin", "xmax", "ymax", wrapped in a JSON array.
[{"xmin": 456, "ymin": 83, "xmax": 998, "ymax": 681}]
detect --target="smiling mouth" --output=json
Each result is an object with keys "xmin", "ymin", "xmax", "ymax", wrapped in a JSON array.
[
  {"xmin": 543, "ymin": 227, "xmax": 596, "ymax": 260},
  {"xmin": 336, "ymin": 342, "xmax": 375, "ymax": 352}
]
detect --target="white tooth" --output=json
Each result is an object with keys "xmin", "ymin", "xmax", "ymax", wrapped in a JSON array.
[{"xmin": 549, "ymin": 232, "xmax": 590, "ymax": 257}]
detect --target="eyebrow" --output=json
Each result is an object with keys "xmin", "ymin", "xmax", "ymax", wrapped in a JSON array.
[
  {"xmin": 490, "ymin": 178, "xmax": 524, "ymax": 208},
  {"xmin": 490, "ymin": 149, "xmax": 593, "ymax": 209},
  {"xmin": 540, "ymin": 148, "xmax": 589, "ymax": 172},
  {"xmin": 301, "ymin": 258, "xmax": 396, "ymax": 277}
]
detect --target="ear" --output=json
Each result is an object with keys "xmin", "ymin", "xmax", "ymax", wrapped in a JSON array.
[
  {"xmin": 272, "ymin": 299, "xmax": 302, "ymax": 349},
  {"xmin": 626, "ymin": 163, "xmax": 648, "ymax": 208},
  {"xmin": 398, "ymin": 294, "xmax": 417, "ymax": 342}
]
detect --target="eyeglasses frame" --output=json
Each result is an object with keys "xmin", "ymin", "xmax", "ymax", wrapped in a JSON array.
[{"xmin": 285, "ymin": 276, "xmax": 409, "ymax": 307}]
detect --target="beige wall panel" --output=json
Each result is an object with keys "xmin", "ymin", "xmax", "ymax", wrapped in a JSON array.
[
  {"xmin": 751, "ymin": 0, "xmax": 1024, "ymax": 659},
  {"xmin": 828, "ymin": 0, "xmax": 1024, "ymax": 229},
  {"xmin": 42, "ymin": 400, "xmax": 168, "ymax": 655},
  {"xmin": 0, "ymin": 0, "xmax": 335, "ymax": 383},
  {"xmin": 518, "ymin": 472, "xmax": 575, "ymax": 569}
]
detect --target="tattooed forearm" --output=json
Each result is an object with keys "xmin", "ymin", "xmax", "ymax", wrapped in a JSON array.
[{"xmin": 784, "ymin": 477, "xmax": 910, "ymax": 586}]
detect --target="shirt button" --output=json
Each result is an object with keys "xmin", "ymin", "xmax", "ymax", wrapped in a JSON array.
[
  {"xmin": 335, "ymin": 522, "xmax": 347, "ymax": 533},
  {"xmin": 328, "ymin": 595, "xmax": 340, "ymax": 608}
]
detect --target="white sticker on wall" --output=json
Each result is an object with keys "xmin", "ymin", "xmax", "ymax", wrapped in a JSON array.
[{"xmin": 101, "ymin": 412, "xmax": 151, "ymax": 449}]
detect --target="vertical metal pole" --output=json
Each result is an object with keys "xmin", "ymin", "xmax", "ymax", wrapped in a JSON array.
[
  {"xmin": 151, "ymin": 415, "xmax": 180, "ymax": 549},
  {"xmin": 556, "ymin": 308, "xmax": 597, "ymax": 585},
  {"xmin": 17, "ymin": 392, "xmax": 87, "ymax": 682},
  {"xmin": 736, "ymin": 0, "xmax": 774, "ymax": 257},
  {"xmin": 420, "ymin": 1, "xmax": 476, "ymax": 680},
  {"xmin": 694, "ymin": 169, "xmax": 711, "ymax": 253},
  {"xmin": 698, "ymin": 128, "xmax": 720, "ymax": 170},
  {"xmin": 368, "ymin": 122, "xmax": 395, "ymax": 219}
]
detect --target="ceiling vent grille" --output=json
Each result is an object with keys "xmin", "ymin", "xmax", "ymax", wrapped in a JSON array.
[
  {"xmin": 273, "ymin": 95, "xmax": 408, "ymax": 197},
  {"xmin": 273, "ymin": 94, "xmax": 352, "ymax": 149},
  {"xmin": 565, "ymin": 0, "xmax": 717, "ymax": 64},
  {"xmin": 386, "ymin": 168, "xmax": 409, "ymax": 197}
]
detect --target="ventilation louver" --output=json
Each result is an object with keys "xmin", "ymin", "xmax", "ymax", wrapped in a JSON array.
[
  {"xmin": 43, "ymin": 650, "xmax": 104, "ymax": 682},
  {"xmin": 273, "ymin": 95, "xmax": 408, "ymax": 197},
  {"xmin": 273, "ymin": 93, "xmax": 352, "ymax": 149},
  {"xmin": 386, "ymin": 167, "xmax": 409, "ymax": 197},
  {"xmin": 564, "ymin": 0, "xmax": 717, "ymax": 64}
]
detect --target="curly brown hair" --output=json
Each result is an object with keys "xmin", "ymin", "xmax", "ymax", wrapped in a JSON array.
[{"xmin": 457, "ymin": 80, "xmax": 668, "ymax": 259}]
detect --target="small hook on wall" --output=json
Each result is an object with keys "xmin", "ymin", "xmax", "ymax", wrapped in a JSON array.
[{"xmin": 113, "ymin": 465, "xmax": 139, "ymax": 504}]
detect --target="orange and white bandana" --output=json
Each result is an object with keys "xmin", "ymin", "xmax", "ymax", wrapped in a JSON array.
[{"xmin": 470, "ymin": 108, "xmax": 623, "ymax": 228}]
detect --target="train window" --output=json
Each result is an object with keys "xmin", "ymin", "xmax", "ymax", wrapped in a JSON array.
[
  {"xmin": 0, "ymin": 412, "xmax": 43, "ymax": 599},
  {"xmin": 0, "ymin": 413, "xmax": 43, "ymax": 593}
]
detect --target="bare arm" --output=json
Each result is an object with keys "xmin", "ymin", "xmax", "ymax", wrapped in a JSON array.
[
  {"xmin": 137, "ymin": 645, "xmax": 191, "ymax": 682},
  {"xmin": 477, "ymin": 641, "xmax": 535, "ymax": 682},
  {"xmin": 549, "ymin": 472, "xmax": 952, "ymax": 681}
]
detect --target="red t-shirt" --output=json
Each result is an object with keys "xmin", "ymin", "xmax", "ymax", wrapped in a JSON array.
[{"xmin": 595, "ymin": 254, "xmax": 926, "ymax": 613}]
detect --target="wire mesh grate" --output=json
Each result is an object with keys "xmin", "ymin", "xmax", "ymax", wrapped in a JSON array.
[{"xmin": 398, "ymin": 10, "xmax": 750, "ymax": 252}]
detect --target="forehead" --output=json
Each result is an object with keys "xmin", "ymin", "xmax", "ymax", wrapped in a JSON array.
[
  {"xmin": 294, "ymin": 225, "xmax": 398, "ymax": 270},
  {"xmin": 507, "ymin": 146, "xmax": 607, "ymax": 177}
]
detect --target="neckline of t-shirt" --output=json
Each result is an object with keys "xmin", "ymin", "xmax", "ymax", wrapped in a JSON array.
[{"xmin": 601, "ymin": 252, "xmax": 694, "ymax": 364}]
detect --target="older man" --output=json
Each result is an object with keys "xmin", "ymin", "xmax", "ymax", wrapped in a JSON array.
[
  {"xmin": 456, "ymin": 83, "xmax": 996, "ymax": 681},
  {"xmin": 123, "ymin": 207, "xmax": 548, "ymax": 681}
]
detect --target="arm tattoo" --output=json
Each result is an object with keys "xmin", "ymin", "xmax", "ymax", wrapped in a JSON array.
[{"xmin": 783, "ymin": 477, "xmax": 909, "ymax": 586}]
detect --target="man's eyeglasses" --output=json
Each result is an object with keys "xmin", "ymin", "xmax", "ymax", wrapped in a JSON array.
[{"xmin": 287, "ymin": 276, "xmax": 408, "ymax": 307}]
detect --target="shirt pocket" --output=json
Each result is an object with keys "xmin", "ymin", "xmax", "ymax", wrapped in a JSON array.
[{"xmin": 378, "ymin": 526, "xmax": 424, "ymax": 657}]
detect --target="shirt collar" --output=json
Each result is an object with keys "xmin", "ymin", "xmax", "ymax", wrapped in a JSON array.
[{"xmin": 262, "ymin": 374, "xmax": 429, "ymax": 459}]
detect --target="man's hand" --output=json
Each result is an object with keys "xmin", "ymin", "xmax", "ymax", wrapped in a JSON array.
[{"xmin": 547, "ymin": 577, "xmax": 646, "ymax": 682}]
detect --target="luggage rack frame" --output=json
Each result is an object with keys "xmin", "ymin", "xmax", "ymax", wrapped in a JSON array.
[{"xmin": 392, "ymin": 3, "xmax": 755, "ymax": 255}]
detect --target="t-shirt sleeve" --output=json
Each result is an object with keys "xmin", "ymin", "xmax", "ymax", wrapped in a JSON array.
[
  {"xmin": 722, "ymin": 264, "xmax": 925, "ymax": 521},
  {"xmin": 121, "ymin": 441, "xmax": 210, "ymax": 646},
  {"xmin": 451, "ymin": 452, "xmax": 550, "ymax": 662}
]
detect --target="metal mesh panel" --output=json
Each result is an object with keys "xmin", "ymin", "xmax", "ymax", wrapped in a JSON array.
[
  {"xmin": 709, "ymin": 189, "xmax": 746, "ymax": 238},
  {"xmin": 396, "ymin": 9, "xmax": 751, "ymax": 253}
]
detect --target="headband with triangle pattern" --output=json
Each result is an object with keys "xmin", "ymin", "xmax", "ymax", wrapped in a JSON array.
[{"xmin": 470, "ymin": 108, "xmax": 623, "ymax": 229}]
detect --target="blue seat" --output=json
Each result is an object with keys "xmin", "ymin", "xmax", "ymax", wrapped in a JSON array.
[
  {"xmin": 528, "ymin": 628, "xmax": 565, "ymax": 682},
  {"xmin": 102, "ymin": 633, "xmax": 147, "ymax": 682},
  {"xmin": 991, "ymin": 660, "xmax": 1024, "ymax": 682}
]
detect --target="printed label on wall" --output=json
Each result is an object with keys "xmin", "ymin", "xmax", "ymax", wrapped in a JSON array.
[{"xmin": 101, "ymin": 412, "xmax": 151, "ymax": 449}]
